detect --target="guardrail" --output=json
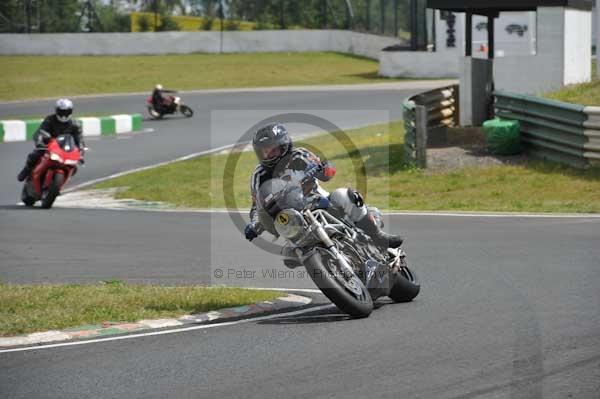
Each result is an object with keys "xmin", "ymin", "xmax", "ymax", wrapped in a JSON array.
[
  {"xmin": 494, "ymin": 91, "xmax": 600, "ymax": 169},
  {"xmin": 402, "ymin": 84, "xmax": 459, "ymax": 167}
]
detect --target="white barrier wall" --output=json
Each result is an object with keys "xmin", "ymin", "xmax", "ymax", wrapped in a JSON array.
[
  {"xmin": 0, "ymin": 30, "xmax": 400, "ymax": 60},
  {"xmin": 495, "ymin": 7, "xmax": 591, "ymax": 94},
  {"xmin": 380, "ymin": 7, "xmax": 592, "ymax": 94},
  {"xmin": 563, "ymin": 9, "xmax": 592, "ymax": 85}
]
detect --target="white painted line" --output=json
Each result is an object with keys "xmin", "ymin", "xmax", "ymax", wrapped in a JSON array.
[
  {"xmin": 3, "ymin": 120, "xmax": 26, "ymax": 142},
  {"xmin": 381, "ymin": 211, "xmax": 600, "ymax": 219},
  {"xmin": 51, "ymin": 200, "xmax": 600, "ymax": 219},
  {"xmin": 0, "ymin": 304, "xmax": 334, "ymax": 353},
  {"xmin": 249, "ymin": 287, "xmax": 322, "ymax": 294},
  {"xmin": 0, "ymin": 80, "xmax": 458, "ymax": 105},
  {"xmin": 62, "ymin": 142, "xmax": 239, "ymax": 193}
]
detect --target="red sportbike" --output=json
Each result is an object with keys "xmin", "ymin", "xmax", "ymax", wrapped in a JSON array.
[
  {"xmin": 21, "ymin": 134, "xmax": 83, "ymax": 209},
  {"xmin": 146, "ymin": 95, "xmax": 194, "ymax": 119}
]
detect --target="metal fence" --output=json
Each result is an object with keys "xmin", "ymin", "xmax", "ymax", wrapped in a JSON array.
[
  {"xmin": 1, "ymin": 0, "xmax": 431, "ymax": 47},
  {"xmin": 403, "ymin": 84, "xmax": 459, "ymax": 167},
  {"xmin": 494, "ymin": 91, "xmax": 600, "ymax": 169}
]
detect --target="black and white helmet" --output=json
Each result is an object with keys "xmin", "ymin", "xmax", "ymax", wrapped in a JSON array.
[
  {"xmin": 252, "ymin": 123, "xmax": 292, "ymax": 168},
  {"xmin": 55, "ymin": 98, "xmax": 73, "ymax": 123}
]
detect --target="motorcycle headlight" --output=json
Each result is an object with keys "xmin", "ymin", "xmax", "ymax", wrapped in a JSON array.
[
  {"xmin": 50, "ymin": 153, "xmax": 63, "ymax": 162},
  {"xmin": 274, "ymin": 209, "xmax": 304, "ymax": 240}
]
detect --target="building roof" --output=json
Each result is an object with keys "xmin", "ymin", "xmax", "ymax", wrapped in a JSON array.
[{"xmin": 426, "ymin": 0, "xmax": 593, "ymax": 13}]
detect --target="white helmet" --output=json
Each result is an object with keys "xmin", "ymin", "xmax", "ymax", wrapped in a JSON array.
[
  {"xmin": 155, "ymin": 84, "xmax": 163, "ymax": 90},
  {"xmin": 55, "ymin": 98, "xmax": 73, "ymax": 123}
]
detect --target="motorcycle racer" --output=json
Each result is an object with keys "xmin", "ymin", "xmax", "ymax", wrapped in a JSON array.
[
  {"xmin": 151, "ymin": 84, "xmax": 177, "ymax": 114},
  {"xmin": 244, "ymin": 123, "xmax": 403, "ymax": 250},
  {"xmin": 17, "ymin": 99, "xmax": 85, "ymax": 182}
]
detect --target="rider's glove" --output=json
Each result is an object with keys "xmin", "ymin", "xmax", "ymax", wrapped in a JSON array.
[
  {"xmin": 36, "ymin": 131, "xmax": 51, "ymax": 147},
  {"xmin": 244, "ymin": 222, "xmax": 259, "ymax": 241},
  {"xmin": 322, "ymin": 163, "xmax": 336, "ymax": 178}
]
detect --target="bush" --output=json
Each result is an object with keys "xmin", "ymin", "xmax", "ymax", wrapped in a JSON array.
[
  {"xmin": 253, "ymin": 20, "xmax": 270, "ymax": 30},
  {"xmin": 157, "ymin": 15, "xmax": 181, "ymax": 31},
  {"xmin": 224, "ymin": 19, "xmax": 240, "ymax": 31}
]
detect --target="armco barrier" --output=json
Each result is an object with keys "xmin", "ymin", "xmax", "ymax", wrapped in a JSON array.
[
  {"xmin": 582, "ymin": 107, "xmax": 600, "ymax": 165},
  {"xmin": 402, "ymin": 84, "xmax": 459, "ymax": 167},
  {"xmin": 493, "ymin": 91, "xmax": 597, "ymax": 169},
  {"xmin": 0, "ymin": 114, "xmax": 143, "ymax": 143}
]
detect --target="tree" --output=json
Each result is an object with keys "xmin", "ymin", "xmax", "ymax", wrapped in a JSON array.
[{"xmin": 137, "ymin": 14, "xmax": 151, "ymax": 31}]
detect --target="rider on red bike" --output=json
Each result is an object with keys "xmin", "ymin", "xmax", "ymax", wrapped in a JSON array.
[
  {"xmin": 17, "ymin": 99, "xmax": 85, "ymax": 182},
  {"xmin": 152, "ymin": 84, "xmax": 178, "ymax": 114}
]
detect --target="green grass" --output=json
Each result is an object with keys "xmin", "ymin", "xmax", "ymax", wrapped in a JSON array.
[
  {"xmin": 545, "ymin": 61, "xmax": 600, "ymax": 105},
  {"xmin": 545, "ymin": 80, "xmax": 600, "ymax": 106},
  {"xmin": 95, "ymin": 122, "xmax": 600, "ymax": 213},
  {"xmin": 0, "ymin": 282, "xmax": 281, "ymax": 336},
  {"xmin": 1, "ymin": 52, "xmax": 404, "ymax": 101}
]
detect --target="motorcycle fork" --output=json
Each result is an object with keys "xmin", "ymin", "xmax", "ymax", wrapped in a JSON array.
[
  {"xmin": 31, "ymin": 156, "xmax": 51, "ymax": 196},
  {"xmin": 305, "ymin": 210, "xmax": 355, "ymax": 276}
]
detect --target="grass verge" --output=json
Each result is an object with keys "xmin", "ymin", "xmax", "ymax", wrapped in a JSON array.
[
  {"xmin": 1, "ymin": 52, "xmax": 403, "ymax": 101},
  {"xmin": 94, "ymin": 122, "xmax": 600, "ymax": 213},
  {"xmin": 545, "ymin": 61, "xmax": 599, "ymax": 106},
  {"xmin": 0, "ymin": 282, "xmax": 281, "ymax": 336}
]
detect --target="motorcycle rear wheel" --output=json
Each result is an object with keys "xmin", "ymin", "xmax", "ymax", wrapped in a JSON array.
[
  {"xmin": 41, "ymin": 173, "xmax": 64, "ymax": 209},
  {"xmin": 21, "ymin": 185, "xmax": 36, "ymax": 207},
  {"xmin": 147, "ymin": 106, "xmax": 163, "ymax": 119},
  {"xmin": 389, "ymin": 265, "xmax": 420, "ymax": 303},
  {"xmin": 304, "ymin": 247, "xmax": 373, "ymax": 318}
]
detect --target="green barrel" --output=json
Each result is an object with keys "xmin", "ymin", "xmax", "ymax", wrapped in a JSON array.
[{"xmin": 483, "ymin": 118, "xmax": 521, "ymax": 155}]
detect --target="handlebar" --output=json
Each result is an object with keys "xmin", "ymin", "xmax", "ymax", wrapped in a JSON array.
[{"xmin": 301, "ymin": 163, "xmax": 322, "ymax": 185}]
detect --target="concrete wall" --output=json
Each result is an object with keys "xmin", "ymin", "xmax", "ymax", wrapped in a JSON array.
[
  {"xmin": 494, "ymin": 7, "xmax": 566, "ymax": 94},
  {"xmin": 495, "ymin": 7, "xmax": 592, "ymax": 94},
  {"xmin": 0, "ymin": 30, "xmax": 400, "ymax": 60},
  {"xmin": 379, "ymin": 51, "xmax": 460, "ymax": 78}
]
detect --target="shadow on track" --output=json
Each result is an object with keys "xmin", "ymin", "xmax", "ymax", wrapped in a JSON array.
[
  {"xmin": 144, "ymin": 115, "xmax": 190, "ymax": 122},
  {"xmin": 0, "ymin": 204, "xmax": 34, "ymax": 211},
  {"xmin": 258, "ymin": 300, "xmax": 395, "ymax": 325}
]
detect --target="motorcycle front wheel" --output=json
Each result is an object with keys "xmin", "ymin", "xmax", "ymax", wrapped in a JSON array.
[
  {"xmin": 41, "ymin": 173, "xmax": 64, "ymax": 209},
  {"xmin": 304, "ymin": 246, "xmax": 373, "ymax": 318},
  {"xmin": 180, "ymin": 104, "xmax": 193, "ymax": 117}
]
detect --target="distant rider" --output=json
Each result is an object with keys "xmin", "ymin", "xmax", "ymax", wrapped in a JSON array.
[
  {"xmin": 17, "ymin": 99, "xmax": 85, "ymax": 182},
  {"xmin": 244, "ymin": 123, "xmax": 403, "ymax": 249},
  {"xmin": 152, "ymin": 84, "xmax": 177, "ymax": 114}
]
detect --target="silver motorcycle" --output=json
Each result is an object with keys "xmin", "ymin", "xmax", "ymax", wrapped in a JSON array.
[{"xmin": 257, "ymin": 166, "xmax": 420, "ymax": 318}]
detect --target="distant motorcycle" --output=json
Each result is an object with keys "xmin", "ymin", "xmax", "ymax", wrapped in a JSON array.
[
  {"xmin": 146, "ymin": 95, "xmax": 194, "ymax": 119},
  {"xmin": 256, "ymin": 165, "xmax": 420, "ymax": 318},
  {"xmin": 21, "ymin": 133, "xmax": 83, "ymax": 209}
]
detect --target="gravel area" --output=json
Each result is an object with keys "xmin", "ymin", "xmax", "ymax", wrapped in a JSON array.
[{"xmin": 426, "ymin": 144, "xmax": 528, "ymax": 172}]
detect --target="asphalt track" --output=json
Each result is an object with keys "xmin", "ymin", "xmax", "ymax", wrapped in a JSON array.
[
  {"xmin": 0, "ymin": 85, "xmax": 422, "ymax": 205},
  {"xmin": 1, "ymin": 84, "xmax": 599, "ymax": 398}
]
